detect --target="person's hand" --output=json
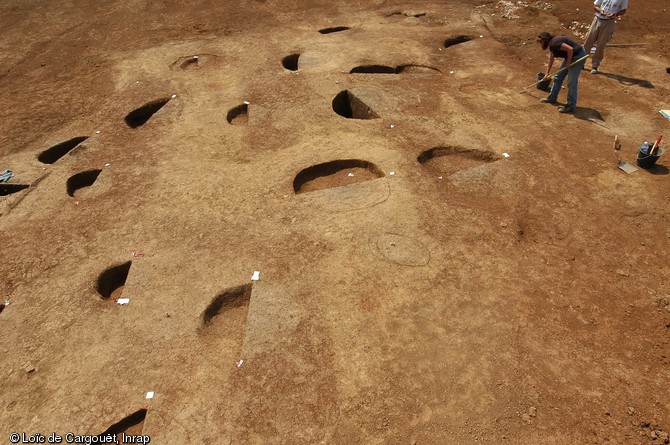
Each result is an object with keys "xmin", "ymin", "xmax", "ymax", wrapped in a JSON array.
[{"xmin": 606, "ymin": 12, "xmax": 615, "ymax": 17}]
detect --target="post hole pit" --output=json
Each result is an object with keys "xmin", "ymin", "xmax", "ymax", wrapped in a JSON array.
[
  {"xmin": 38, "ymin": 136, "xmax": 89, "ymax": 164},
  {"xmin": 319, "ymin": 26, "xmax": 350, "ymax": 34},
  {"xmin": 0, "ymin": 183, "xmax": 30, "ymax": 196},
  {"xmin": 282, "ymin": 53, "xmax": 300, "ymax": 71},
  {"xmin": 293, "ymin": 159, "xmax": 384, "ymax": 194},
  {"xmin": 125, "ymin": 97, "xmax": 171, "ymax": 128},
  {"xmin": 67, "ymin": 169, "xmax": 102, "ymax": 197},
  {"xmin": 332, "ymin": 90, "xmax": 379, "ymax": 119},
  {"xmin": 202, "ymin": 284, "xmax": 252, "ymax": 326},
  {"xmin": 444, "ymin": 35, "xmax": 473, "ymax": 48},
  {"xmin": 227, "ymin": 103, "xmax": 249, "ymax": 125},
  {"xmin": 96, "ymin": 261, "xmax": 132, "ymax": 300}
]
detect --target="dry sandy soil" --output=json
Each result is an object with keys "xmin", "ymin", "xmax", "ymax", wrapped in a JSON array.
[{"xmin": 2, "ymin": 0, "xmax": 670, "ymax": 443}]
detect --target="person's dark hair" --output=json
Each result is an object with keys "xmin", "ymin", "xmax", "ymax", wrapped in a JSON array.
[{"xmin": 537, "ymin": 32, "xmax": 553, "ymax": 50}]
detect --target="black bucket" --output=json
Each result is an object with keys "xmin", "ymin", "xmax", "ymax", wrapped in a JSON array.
[
  {"xmin": 536, "ymin": 72, "xmax": 552, "ymax": 92},
  {"xmin": 637, "ymin": 143, "xmax": 664, "ymax": 168}
]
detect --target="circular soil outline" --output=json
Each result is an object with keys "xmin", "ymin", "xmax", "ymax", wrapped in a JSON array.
[
  {"xmin": 170, "ymin": 54, "xmax": 218, "ymax": 70},
  {"xmin": 375, "ymin": 233, "xmax": 430, "ymax": 266}
]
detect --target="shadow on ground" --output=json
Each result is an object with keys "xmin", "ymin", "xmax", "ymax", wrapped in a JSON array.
[
  {"xmin": 644, "ymin": 164, "xmax": 669, "ymax": 175},
  {"xmin": 573, "ymin": 107, "xmax": 605, "ymax": 122},
  {"xmin": 596, "ymin": 71, "xmax": 654, "ymax": 88}
]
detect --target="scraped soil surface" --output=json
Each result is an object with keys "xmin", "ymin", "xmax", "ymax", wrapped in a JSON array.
[{"xmin": 1, "ymin": 0, "xmax": 670, "ymax": 444}]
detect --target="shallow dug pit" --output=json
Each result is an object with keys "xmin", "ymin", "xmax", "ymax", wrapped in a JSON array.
[
  {"xmin": 38, "ymin": 136, "xmax": 88, "ymax": 164},
  {"xmin": 202, "ymin": 284, "xmax": 252, "ymax": 326},
  {"xmin": 388, "ymin": 10, "xmax": 426, "ymax": 17},
  {"xmin": 332, "ymin": 90, "xmax": 379, "ymax": 119},
  {"xmin": 0, "ymin": 183, "xmax": 30, "ymax": 196},
  {"xmin": 294, "ymin": 159, "xmax": 384, "ymax": 194},
  {"xmin": 349, "ymin": 65, "xmax": 396, "ymax": 74},
  {"xmin": 319, "ymin": 26, "xmax": 350, "ymax": 34},
  {"xmin": 67, "ymin": 169, "xmax": 102, "ymax": 197},
  {"xmin": 99, "ymin": 409, "xmax": 146, "ymax": 439},
  {"xmin": 376, "ymin": 233, "xmax": 430, "ymax": 266},
  {"xmin": 349, "ymin": 64, "xmax": 440, "ymax": 74},
  {"xmin": 124, "ymin": 97, "xmax": 171, "ymax": 128},
  {"xmin": 96, "ymin": 261, "xmax": 132, "ymax": 300},
  {"xmin": 417, "ymin": 146, "xmax": 500, "ymax": 177},
  {"xmin": 282, "ymin": 53, "xmax": 300, "ymax": 71},
  {"xmin": 227, "ymin": 103, "xmax": 248, "ymax": 125},
  {"xmin": 444, "ymin": 35, "xmax": 473, "ymax": 48},
  {"xmin": 170, "ymin": 54, "xmax": 217, "ymax": 71},
  {"xmin": 179, "ymin": 56, "xmax": 200, "ymax": 70}
]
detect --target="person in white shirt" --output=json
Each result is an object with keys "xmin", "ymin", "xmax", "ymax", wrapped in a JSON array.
[{"xmin": 583, "ymin": 0, "xmax": 628, "ymax": 74}]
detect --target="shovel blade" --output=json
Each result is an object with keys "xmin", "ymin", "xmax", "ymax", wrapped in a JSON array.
[{"xmin": 617, "ymin": 160, "xmax": 638, "ymax": 174}]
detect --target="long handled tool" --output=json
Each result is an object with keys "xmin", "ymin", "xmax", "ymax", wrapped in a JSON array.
[
  {"xmin": 650, "ymin": 134, "xmax": 663, "ymax": 156},
  {"xmin": 613, "ymin": 135, "xmax": 638, "ymax": 173},
  {"xmin": 522, "ymin": 54, "xmax": 590, "ymax": 91}
]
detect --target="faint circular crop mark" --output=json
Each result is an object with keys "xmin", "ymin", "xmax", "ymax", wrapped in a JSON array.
[{"xmin": 376, "ymin": 233, "xmax": 430, "ymax": 266}]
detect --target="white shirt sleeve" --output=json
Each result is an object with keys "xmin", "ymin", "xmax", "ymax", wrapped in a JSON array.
[{"xmin": 594, "ymin": 0, "xmax": 602, "ymax": 6}]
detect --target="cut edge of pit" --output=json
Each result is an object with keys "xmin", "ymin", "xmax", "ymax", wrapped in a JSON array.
[
  {"xmin": 96, "ymin": 261, "xmax": 132, "ymax": 300},
  {"xmin": 201, "ymin": 283, "xmax": 253, "ymax": 326},
  {"xmin": 293, "ymin": 159, "xmax": 385, "ymax": 194}
]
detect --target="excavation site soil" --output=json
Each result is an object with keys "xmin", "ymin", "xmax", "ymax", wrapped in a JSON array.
[{"xmin": 2, "ymin": 0, "xmax": 670, "ymax": 443}]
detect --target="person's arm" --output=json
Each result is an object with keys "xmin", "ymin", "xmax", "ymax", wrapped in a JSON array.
[
  {"xmin": 561, "ymin": 43, "xmax": 574, "ymax": 67},
  {"xmin": 606, "ymin": 6, "xmax": 626, "ymax": 17},
  {"xmin": 593, "ymin": 0, "xmax": 603, "ymax": 15},
  {"xmin": 544, "ymin": 53, "xmax": 554, "ymax": 79}
]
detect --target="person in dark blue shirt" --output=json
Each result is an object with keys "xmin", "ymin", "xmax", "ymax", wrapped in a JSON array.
[{"xmin": 537, "ymin": 32, "xmax": 588, "ymax": 113}]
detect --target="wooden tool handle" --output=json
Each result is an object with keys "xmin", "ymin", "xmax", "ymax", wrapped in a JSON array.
[{"xmin": 650, "ymin": 134, "xmax": 663, "ymax": 156}]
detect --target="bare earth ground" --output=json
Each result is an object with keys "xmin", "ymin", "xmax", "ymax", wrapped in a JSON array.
[{"xmin": 1, "ymin": 0, "xmax": 670, "ymax": 443}]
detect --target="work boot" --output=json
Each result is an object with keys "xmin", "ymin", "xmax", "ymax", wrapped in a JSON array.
[
  {"xmin": 558, "ymin": 106, "xmax": 574, "ymax": 113},
  {"xmin": 540, "ymin": 97, "xmax": 557, "ymax": 104}
]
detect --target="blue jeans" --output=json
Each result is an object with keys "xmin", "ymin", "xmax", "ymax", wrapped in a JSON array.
[{"xmin": 548, "ymin": 48, "xmax": 587, "ymax": 109}]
